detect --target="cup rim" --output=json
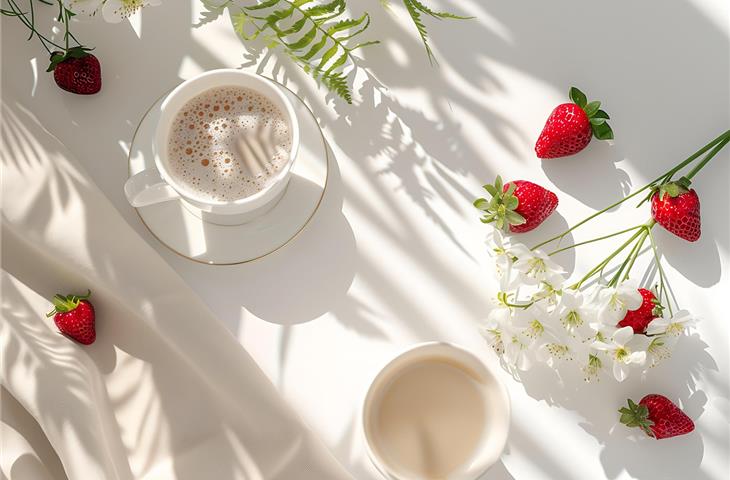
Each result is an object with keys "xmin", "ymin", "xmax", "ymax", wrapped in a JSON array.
[
  {"xmin": 154, "ymin": 69, "xmax": 300, "ymax": 208},
  {"xmin": 362, "ymin": 341, "xmax": 511, "ymax": 480}
]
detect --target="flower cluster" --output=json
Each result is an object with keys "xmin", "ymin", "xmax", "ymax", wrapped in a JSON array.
[
  {"xmin": 64, "ymin": 0, "xmax": 161, "ymax": 23},
  {"xmin": 481, "ymin": 229, "xmax": 696, "ymax": 382}
]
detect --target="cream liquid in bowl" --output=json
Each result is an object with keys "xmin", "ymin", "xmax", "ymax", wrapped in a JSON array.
[{"xmin": 369, "ymin": 356, "xmax": 507, "ymax": 480}]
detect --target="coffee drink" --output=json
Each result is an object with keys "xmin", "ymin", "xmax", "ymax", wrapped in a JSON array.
[{"xmin": 166, "ymin": 85, "xmax": 291, "ymax": 202}]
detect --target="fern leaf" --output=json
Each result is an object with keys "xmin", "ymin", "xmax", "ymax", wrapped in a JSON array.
[
  {"xmin": 327, "ymin": 12, "xmax": 369, "ymax": 39},
  {"xmin": 321, "ymin": 71, "xmax": 351, "ymax": 103},
  {"xmin": 399, "ymin": 0, "xmax": 473, "ymax": 65},
  {"xmin": 278, "ymin": 16, "xmax": 308, "ymax": 35},
  {"xmin": 230, "ymin": 0, "xmax": 378, "ymax": 104},
  {"xmin": 349, "ymin": 40, "xmax": 380, "ymax": 51},
  {"xmin": 245, "ymin": 0, "xmax": 283, "ymax": 11},
  {"xmin": 286, "ymin": 25, "xmax": 318, "ymax": 49},
  {"xmin": 232, "ymin": 12, "xmax": 262, "ymax": 40},
  {"xmin": 316, "ymin": 43, "xmax": 339, "ymax": 69},
  {"xmin": 403, "ymin": 0, "xmax": 434, "ymax": 64},
  {"xmin": 304, "ymin": 0, "xmax": 345, "ymax": 20},
  {"xmin": 408, "ymin": 0, "xmax": 474, "ymax": 20},
  {"xmin": 323, "ymin": 51, "xmax": 347, "ymax": 75},
  {"xmin": 300, "ymin": 35, "xmax": 329, "ymax": 61}
]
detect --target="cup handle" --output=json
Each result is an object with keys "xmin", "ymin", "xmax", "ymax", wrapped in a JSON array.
[{"xmin": 124, "ymin": 168, "xmax": 179, "ymax": 207}]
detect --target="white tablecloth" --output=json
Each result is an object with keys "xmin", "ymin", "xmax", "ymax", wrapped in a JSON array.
[{"xmin": 2, "ymin": 1, "xmax": 729, "ymax": 479}]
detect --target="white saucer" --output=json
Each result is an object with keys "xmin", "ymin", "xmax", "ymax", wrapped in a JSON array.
[{"xmin": 128, "ymin": 80, "xmax": 329, "ymax": 265}]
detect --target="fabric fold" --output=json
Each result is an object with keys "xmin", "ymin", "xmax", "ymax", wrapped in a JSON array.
[{"xmin": 1, "ymin": 92, "xmax": 351, "ymax": 480}]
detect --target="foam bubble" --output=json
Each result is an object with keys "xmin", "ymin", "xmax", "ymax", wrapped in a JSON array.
[{"xmin": 167, "ymin": 86, "xmax": 292, "ymax": 202}]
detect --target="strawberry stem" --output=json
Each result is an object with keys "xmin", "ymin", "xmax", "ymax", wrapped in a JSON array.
[
  {"xmin": 570, "ymin": 226, "xmax": 648, "ymax": 290},
  {"xmin": 621, "ymin": 226, "xmax": 650, "ymax": 282},
  {"xmin": 684, "ymin": 135, "xmax": 730, "ymax": 181},
  {"xmin": 610, "ymin": 228, "xmax": 648, "ymax": 286},
  {"xmin": 647, "ymin": 227, "xmax": 677, "ymax": 315},
  {"xmin": 547, "ymin": 224, "xmax": 644, "ymax": 257}
]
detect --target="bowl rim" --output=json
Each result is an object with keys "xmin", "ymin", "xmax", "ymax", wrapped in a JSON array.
[{"xmin": 361, "ymin": 341, "xmax": 511, "ymax": 480}]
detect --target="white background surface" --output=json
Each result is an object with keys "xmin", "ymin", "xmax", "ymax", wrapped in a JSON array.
[{"xmin": 2, "ymin": 1, "xmax": 729, "ymax": 478}]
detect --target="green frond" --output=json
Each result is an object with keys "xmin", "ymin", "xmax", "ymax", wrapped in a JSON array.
[
  {"xmin": 229, "ymin": 0, "xmax": 378, "ymax": 104},
  {"xmin": 304, "ymin": 0, "xmax": 345, "ymax": 19},
  {"xmin": 402, "ymin": 0, "xmax": 434, "ymax": 65},
  {"xmin": 399, "ymin": 0, "xmax": 473, "ymax": 65},
  {"xmin": 245, "ymin": 0, "xmax": 283, "ymax": 11},
  {"xmin": 408, "ymin": 0, "xmax": 474, "ymax": 20},
  {"xmin": 321, "ymin": 71, "xmax": 352, "ymax": 103}
]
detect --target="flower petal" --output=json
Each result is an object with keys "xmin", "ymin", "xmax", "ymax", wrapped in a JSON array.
[
  {"xmin": 613, "ymin": 361, "xmax": 629, "ymax": 382},
  {"xmin": 613, "ymin": 326, "xmax": 635, "ymax": 346}
]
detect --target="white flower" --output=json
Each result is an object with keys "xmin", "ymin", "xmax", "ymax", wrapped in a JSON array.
[
  {"xmin": 531, "ymin": 281, "xmax": 563, "ymax": 305},
  {"xmin": 514, "ymin": 302, "xmax": 550, "ymax": 343},
  {"xmin": 501, "ymin": 322, "xmax": 533, "ymax": 371},
  {"xmin": 511, "ymin": 244, "xmax": 566, "ymax": 286},
  {"xmin": 646, "ymin": 309, "xmax": 696, "ymax": 336},
  {"xmin": 596, "ymin": 283, "xmax": 642, "ymax": 325},
  {"xmin": 553, "ymin": 290, "xmax": 596, "ymax": 338},
  {"xmin": 537, "ymin": 338, "xmax": 573, "ymax": 368},
  {"xmin": 102, "ymin": 0, "xmax": 161, "ymax": 23},
  {"xmin": 63, "ymin": 0, "xmax": 104, "ymax": 16},
  {"xmin": 64, "ymin": 0, "xmax": 162, "ymax": 22},
  {"xmin": 485, "ymin": 229, "xmax": 519, "ymax": 291},
  {"xmin": 645, "ymin": 334, "xmax": 678, "ymax": 368},
  {"xmin": 580, "ymin": 352, "xmax": 604, "ymax": 382},
  {"xmin": 480, "ymin": 305, "xmax": 512, "ymax": 355},
  {"xmin": 592, "ymin": 326, "xmax": 647, "ymax": 381}
]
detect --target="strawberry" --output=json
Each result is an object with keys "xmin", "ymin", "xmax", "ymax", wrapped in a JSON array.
[
  {"xmin": 535, "ymin": 87, "xmax": 614, "ymax": 159},
  {"xmin": 474, "ymin": 176, "xmax": 558, "ymax": 233},
  {"xmin": 619, "ymin": 395, "xmax": 694, "ymax": 439},
  {"xmin": 46, "ymin": 290, "xmax": 96, "ymax": 345},
  {"xmin": 617, "ymin": 288, "xmax": 663, "ymax": 334},
  {"xmin": 650, "ymin": 179, "xmax": 701, "ymax": 242},
  {"xmin": 48, "ymin": 47, "xmax": 101, "ymax": 95}
]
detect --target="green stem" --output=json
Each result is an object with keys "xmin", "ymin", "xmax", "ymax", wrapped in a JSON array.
[
  {"xmin": 622, "ymin": 229, "xmax": 649, "ymax": 282},
  {"xmin": 570, "ymin": 227, "xmax": 646, "ymax": 289},
  {"xmin": 63, "ymin": 4, "xmax": 69, "ymax": 51},
  {"xmin": 610, "ymin": 229, "xmax": 648, "ymax": 286},
  {"xmin": 5, "ymin": 0, "xmax": 66, "ymax": 53},
  {"xmin": 647, "ymin": 227, "xmax": 675, "ymax": 316},
  {"xmin": 547, "ymin": 224, "xmax": 643, "ymax": 256},
  {"xmin": 504, "ymin": 301, "xmax": 534, "ymax": 309},
  {"xmin": 685, "ymin": 136, "xmax": 730, "ymax": 181},
  {"xmin": 531, "ymin": 129, "xmax": 730, "ymax": 251}
]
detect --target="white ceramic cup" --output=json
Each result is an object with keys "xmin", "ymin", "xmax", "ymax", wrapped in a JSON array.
[
  {"xmin": 124, "ymin": 69, "xmax": 300, "ymax": 226},
  {"xmin": 362, "ymin": 342, "xmax": 510, "ymax": 480}
]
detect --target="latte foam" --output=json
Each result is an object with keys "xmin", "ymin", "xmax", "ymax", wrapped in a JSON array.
[{"xmin": 166, "ymin": 85, "xmax": 291, "ymax": 202}]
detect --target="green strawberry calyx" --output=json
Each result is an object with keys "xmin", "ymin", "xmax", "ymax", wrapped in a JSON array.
[
  {"xmin": 46, "ymin": 290, "xmax": 91, "ymax": 317},
  {"xmin": 619, "ymin": 398, "xmax": 655, "ymax": 437},
  {"xmin": 655, "ymin": 177, "xmax": 692, "ymax": 200},
  {"xmin": 636, "ymin": 177, "xmax": 692, "ymax": 208},
  {"xmin": 47, "ymin": 46, "xmax": 94, "ymax": 72},
  {"xmin": 473, "ymin": 175, "xmax": 526, "ymax": 230},
  {"xmin": 569, "ymin": 87, "xmax": 614, "ymax": 141}
]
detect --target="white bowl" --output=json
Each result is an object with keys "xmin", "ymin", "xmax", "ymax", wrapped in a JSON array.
[{"xmin": 362, "ymin": 342, "xmax": 510, "ymax": 480}]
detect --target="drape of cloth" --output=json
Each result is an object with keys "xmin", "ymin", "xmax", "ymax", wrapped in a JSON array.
[{"xmin": 0, "ymin": 92, "xmax": 351, "ymax": 480}]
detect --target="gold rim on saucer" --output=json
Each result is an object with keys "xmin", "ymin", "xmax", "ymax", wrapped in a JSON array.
[{"xmin": 126, "ymin": 75, "xmax": 330, "ymax": 266}]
